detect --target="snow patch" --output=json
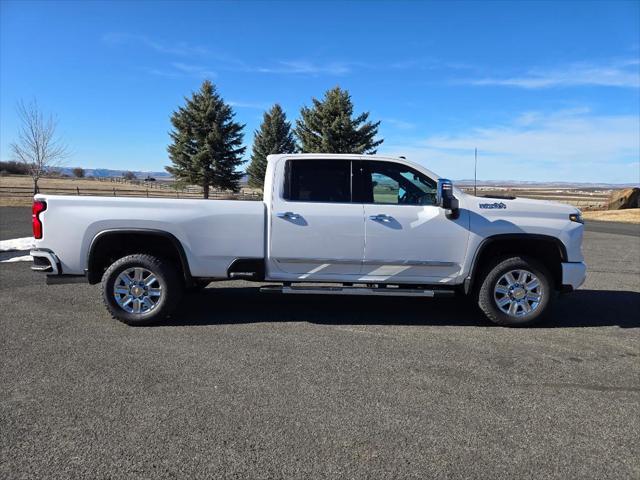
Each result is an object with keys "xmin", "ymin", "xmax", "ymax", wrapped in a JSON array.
[
  {"xmin": 0, "ymin": 255, "xmax": 33, "ymax": 263},
  {"xmin": 0, "ymin": 237, "xmax": 35, "ymax": 252}
]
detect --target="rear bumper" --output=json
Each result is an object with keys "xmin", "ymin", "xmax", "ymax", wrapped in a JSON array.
[
  {"xmin": 30, "ymin": 249, "xmax": 60, "ymax": 274},
  {"xmin": 561, "ymin": 261, "xmax": 587, "ymax": 291},
  {"xmin": 31, "ymin": 249, "xmax": 86, "ymax": 284}
]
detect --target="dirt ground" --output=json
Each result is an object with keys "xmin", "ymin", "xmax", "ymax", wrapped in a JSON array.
[{"xmin": 582, "ymin": 208, "xmax": 640, "ymax": 224}]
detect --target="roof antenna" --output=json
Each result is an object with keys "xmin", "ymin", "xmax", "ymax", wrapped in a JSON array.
[{"xmin": 474, "ymin": 148, "xmax": 478, "ymax": 197}]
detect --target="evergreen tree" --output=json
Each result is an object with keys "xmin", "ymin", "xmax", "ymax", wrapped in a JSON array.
[
  {"xmin": 166, "ymin": 80, "xmax": 246, "ymax": 197},
  {"xmin": 295, "ymin": 86, "xmax": 383, "ymax": 154},
  {"xmin": 246, "ymin": 104, "xmax": 297, "ymax": 189}
]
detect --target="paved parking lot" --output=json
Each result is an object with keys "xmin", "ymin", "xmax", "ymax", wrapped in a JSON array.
[{"xmin": 1, "ymin": 206, "xmax": 639, "ymax": 479}]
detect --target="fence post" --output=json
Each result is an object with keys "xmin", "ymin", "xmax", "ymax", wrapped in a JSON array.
[
  {"xmin": 146, "ymin": 188, "xmax": 149, "ymax": 198},
  {"xmin": 113, "ymin": 187, "xmax": 116, "ymax": 196}
]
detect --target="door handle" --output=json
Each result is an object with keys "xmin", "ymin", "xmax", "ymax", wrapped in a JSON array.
[
  {"xmin": 369, "ymin": 214, "xmax": 393, "ymax": 223},
  {"xmin": 277, "ymin": 211, "xmax": 301, "ymax": 220}
]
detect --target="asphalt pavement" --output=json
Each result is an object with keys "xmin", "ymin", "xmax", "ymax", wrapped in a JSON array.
[
  {"xmin": 0, "ymin": 207, "xmax": 30, "ymax": 240},
  {"xmin": 1, "ymin": 206, "xmax": 639, "ymax": 479}
]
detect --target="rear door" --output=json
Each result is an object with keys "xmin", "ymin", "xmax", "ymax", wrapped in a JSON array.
[
  {"xmin": 267, "ymin": 158, "xmax": 365, "ymax": 281},
  {"xmin": 355, "ymin": 160, "xmax": 469, "ymax": 284}
]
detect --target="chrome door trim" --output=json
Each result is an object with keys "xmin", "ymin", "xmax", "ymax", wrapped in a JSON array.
[
  {"xmin": 274, "ymin": 257, "xmax": 456, "ymax": 267},
  {"xmin": 363, "ymin": 259, "xmax": 457, "ymax": 267},
  {"xmin": 274, "ymin": 257, "xmax": 359, "ymax": 265}
]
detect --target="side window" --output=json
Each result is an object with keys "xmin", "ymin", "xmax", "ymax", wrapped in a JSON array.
[
  {"xmin": 284, "ymin": 160, "xmax": 351, "ymax": 203},
  {"xmin": 371, "ymin": 172, "xmax": 401, "ymax": 204},
  {"xmin": 357, "ymin": 161, "xmax": 437, "ymax": 206}
]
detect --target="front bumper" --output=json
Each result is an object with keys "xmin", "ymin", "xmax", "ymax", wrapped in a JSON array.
[{"xmin": 561, "ymin": 262, "xmax": 587, "ymax": 290}]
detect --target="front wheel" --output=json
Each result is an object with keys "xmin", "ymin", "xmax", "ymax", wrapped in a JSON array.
[
  {"xmin": 101, "ymin": 254, "xmax": 183, "ymax": 326},
  {"xmin": 477, "ymin": 256, "xmax": 554, "ymax": 327}
]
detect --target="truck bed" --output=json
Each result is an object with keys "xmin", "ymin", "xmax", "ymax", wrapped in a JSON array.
[{"xmin": 34, "ymin": 195, "xmax": 265, "ymax": 278}]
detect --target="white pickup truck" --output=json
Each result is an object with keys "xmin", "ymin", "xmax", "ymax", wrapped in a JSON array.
[{"xmin": 31, "ymin": 154, "xmax": 586, "ymax": 326}]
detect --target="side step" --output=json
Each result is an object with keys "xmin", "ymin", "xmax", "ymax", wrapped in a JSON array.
[
  {"xmin": 260, "ymin": 285, "xmax": 455, "ymax": 298},
  {"xmin": 229, "ymin": 272, "xmax": 261, "ymax": 280}
]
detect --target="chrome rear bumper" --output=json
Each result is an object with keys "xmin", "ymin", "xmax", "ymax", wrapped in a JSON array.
[{"xmin": 30, "ymin": 249, "xmax": 60, "ymax": 275}]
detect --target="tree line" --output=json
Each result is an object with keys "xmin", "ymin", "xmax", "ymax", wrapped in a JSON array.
[
  {"xmin": 166, "ymin": 80, "xmax": 383, "ymax": 195},
  {"xmin": 8, "ymin": 81, "xmax": 383, "ymax": 196}
]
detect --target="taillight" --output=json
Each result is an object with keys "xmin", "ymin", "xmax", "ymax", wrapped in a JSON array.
[{"xmin": 32, "ymin": 200, "xmax": 47, "ymax": 239}]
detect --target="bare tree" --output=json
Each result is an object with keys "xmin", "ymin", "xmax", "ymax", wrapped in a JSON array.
[
  {"xmin": 122, "ymin": 171, "xmax": 137, "ymax": 181},
  {"xmin": 10, "ymin": 100, "xmax": 70, "ymax": 194}
]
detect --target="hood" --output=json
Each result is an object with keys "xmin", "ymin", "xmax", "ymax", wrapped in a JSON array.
[{"xmin": 461, "ymin": 191, "xmax": 580, "ymax": 217}]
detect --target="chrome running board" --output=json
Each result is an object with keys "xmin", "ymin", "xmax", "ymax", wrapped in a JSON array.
[{"xmin": 260, "ymin": 285, "xmax": 455, "ymax": 298}]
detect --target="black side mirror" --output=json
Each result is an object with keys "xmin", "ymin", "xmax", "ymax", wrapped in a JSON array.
[{"xmin": 437, "ymin": 178, "xmax": 459, "ymax": 219}]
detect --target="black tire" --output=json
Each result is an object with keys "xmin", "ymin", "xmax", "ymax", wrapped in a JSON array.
[
  {"xmin": 101, "ymin": 254, "xmax": 183, "ymax": 326},
  {"xmin": 477, "ymin": 255, "xmax": 555, "ymax": 327}
]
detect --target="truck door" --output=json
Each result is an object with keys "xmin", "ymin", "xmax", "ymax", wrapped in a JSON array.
[
  {"xmin": 355, "ymin": 160, "xmax": 469, "ymax": 284},
  {"xmin": 267, "ymin": 158, "xmax": 365, "ymax": 281}
]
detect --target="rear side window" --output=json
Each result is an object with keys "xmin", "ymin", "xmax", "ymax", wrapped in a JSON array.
[{"xmin": 284, "ymin": 160, "xmax": 351, "ymax": 203}]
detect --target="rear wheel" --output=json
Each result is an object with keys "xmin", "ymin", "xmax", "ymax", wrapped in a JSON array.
[
  {"xmin": 478, "ymin": 256, "xmax": 554, "ymax": 326},
  {"xmin": 101, "ymin": 254, "xmax": 183, "ymax": 325}
]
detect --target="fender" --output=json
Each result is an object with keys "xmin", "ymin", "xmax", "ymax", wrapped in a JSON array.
[
  {"xmin": 86, "ymin": 228, "xmax": 192, "ymax": 284},
  {"xmin": 464, "ymin": 233, "xmax": 567, "ymax": 294}
]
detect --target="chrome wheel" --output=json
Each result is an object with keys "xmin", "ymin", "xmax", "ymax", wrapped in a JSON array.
[
  {"xmin": 113, "ymin": 267, "xmax": 162, "ymax": 314},
  {"xmin": 493, "ymin": 269, "xmax": 543, "ymax": 318}
]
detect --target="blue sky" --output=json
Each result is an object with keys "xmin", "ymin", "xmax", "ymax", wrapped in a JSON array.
[{"xmin": 1, "ymin": 0, "xmax": 639, "ymax": 183}]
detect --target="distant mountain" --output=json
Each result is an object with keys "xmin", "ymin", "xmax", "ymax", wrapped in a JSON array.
[
  {"xmin": 454, "ymin": 179, "xmax": 639, "ymax": 189},
  {"xmin": 58, "ymin": 167, "xmax": 173, "ymax": 180}
]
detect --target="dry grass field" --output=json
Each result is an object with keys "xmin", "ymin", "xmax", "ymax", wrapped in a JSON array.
[
  {"xmin": 0, "ymin": 175, "xmax": 148, "ymax": 190},
  {"xmin": 0, "ymin": 175, "xmax": 260, "ymax": 206},
  {"xmin": 582, "ymin": 208, "xmax": 640, "ymax": 224}
]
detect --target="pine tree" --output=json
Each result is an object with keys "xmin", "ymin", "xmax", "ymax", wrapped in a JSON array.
[
  {"xmin": 246, "ymin": 104, "xmax": 297, "ymax": 189},
  {"xmin": 166, "ymin": 80, "xmax": 246, "ymax": 197},
  {"xmin": 295, "ymin": 86, "xmax": 383, "ymax": 154}
]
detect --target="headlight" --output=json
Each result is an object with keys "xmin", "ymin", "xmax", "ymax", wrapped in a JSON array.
[{"xmin": 569, "ymin": 212, "xmax": 584, "ymax": 224}]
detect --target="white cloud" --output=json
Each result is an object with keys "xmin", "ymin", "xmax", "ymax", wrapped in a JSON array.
[
  {"xmin": 383, "ymin": 118, "xmax": 416, "ymax": 130},
  {"xmin": 147, "ymin": 69, "xmax": 181, "ymax": 78},
  {"xmin": 465, "ymin": 59, "xmax": 640, "ymax": 89},
  {"xmin": 228, "ymin": 100, "xmax": 271, "ymax": 110},
  {"xmin": 103, "ymin": 33, "xmax": 354, "ymax": 77},
  {"xmin": 255, "ymin": 60, "xmax": 352, "ymax": 76},
  {"xmin": 382, "ymin": 109, "xmax": 640, "ymax": 183},
  {"xmin": 171, "ymin": 62, "xmax": 216, "ymax": 78},
  {"xmin": 146, "ymin": 62, "xmax": 216, "ymax": 79},
  {"xmin": 102, "ymin": 33, "xmax": 208, "ymax": 56}
]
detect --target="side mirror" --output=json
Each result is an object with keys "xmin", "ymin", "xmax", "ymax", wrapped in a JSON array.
[{"xmin": 437, "ymin": 178, "xmax": 459, "ymax": 218}]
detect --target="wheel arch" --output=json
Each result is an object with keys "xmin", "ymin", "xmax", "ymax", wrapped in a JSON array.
[
  {"xmin": 86, "ymin": 229, "xmax": 192, "ymax": 285},
  {"xmin": 465, "ymin": 234, "xmax": 567, "ymax": 293}
]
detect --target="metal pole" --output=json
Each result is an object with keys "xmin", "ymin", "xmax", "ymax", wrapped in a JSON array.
[{"xmin": 474, "ymin": 148, "xmax": 478, "ymax": 197}]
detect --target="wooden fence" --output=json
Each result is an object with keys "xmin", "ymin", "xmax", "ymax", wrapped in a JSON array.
[{"xmin": 0, "ymin": 185, "xmax": 261, "ymax": 201}]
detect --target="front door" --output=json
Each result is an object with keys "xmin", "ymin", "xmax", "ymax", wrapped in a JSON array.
[
  {"xmin": 268, "ymin": 158, "xmax": 365, "ymax": 281},
  {"xmin": 355, "ymin": 160, "xmax": 469, "ymax": 284}
]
